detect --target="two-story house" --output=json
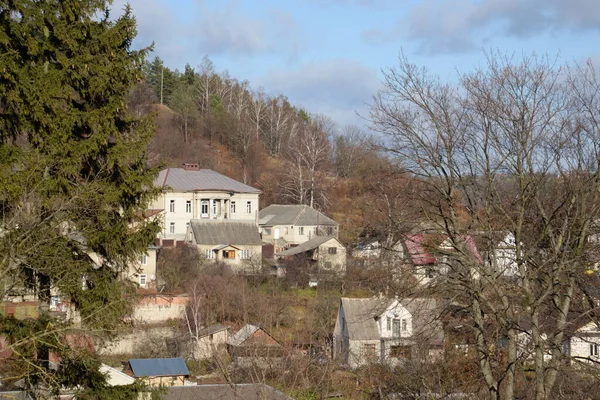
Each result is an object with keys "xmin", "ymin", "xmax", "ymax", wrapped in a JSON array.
[
  {"xmin": 259, "ymin": 204, "xmax": 338, "ymax": 251},
  {"xmin": 151, "ymin": 163, "xmax": 261, "ymax": 241},
  {"xmin": 333, "ymin": 297, "xmax": 443, "ymax": 369}
]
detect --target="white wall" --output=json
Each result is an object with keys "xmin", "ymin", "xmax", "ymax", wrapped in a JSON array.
[
  {"xmin": 193, "ymin": 329, "xmax": 229, "ymax": 360},
  {"xmin": 153, "ymin": 191, "xmax": 259, "ymax": 239},
  {"xmin": 378, "ymin": 300, "xmax": 412, "ymax": 339},
  {"xmin": 317, "ymin": 239, "xmax": 347, "ymax": 273}
]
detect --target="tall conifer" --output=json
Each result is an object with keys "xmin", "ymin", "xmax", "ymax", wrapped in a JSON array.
[{"xmin": 0, "ymin": 1, "xmax": 159, "ymax": 396}]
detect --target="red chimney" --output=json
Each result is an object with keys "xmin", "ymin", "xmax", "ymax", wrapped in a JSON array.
[{"xmin": 182, "ymin": 163, "xmax": 200, "ymax": 171}]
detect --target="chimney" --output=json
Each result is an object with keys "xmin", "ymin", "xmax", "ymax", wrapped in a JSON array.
[{"xmin": 182, "ymin": 163, "xmax": 200, "ymax": 171}]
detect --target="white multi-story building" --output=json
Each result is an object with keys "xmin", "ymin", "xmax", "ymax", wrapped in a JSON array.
[{"xmin": 150, "ymin": 163, "xmax": 261, "ymax": 241}]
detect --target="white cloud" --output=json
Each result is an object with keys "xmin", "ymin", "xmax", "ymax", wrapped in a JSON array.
[
  {"xmin": 370, "ymin": 0, "xmax": 600, "ymax": 54},
  {"xmin": 260, "ymin": 59, "xmax": 381, "ymax": 126}
]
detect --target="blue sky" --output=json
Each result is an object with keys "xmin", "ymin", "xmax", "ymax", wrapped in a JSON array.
[{"xmin": 112, "ymin": 0, "xmax": 600, "ymax": 128}]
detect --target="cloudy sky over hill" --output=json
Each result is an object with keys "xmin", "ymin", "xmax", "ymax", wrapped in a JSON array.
[{"xmin": 113, "ymin": 0, "xmax": 600, "ymax": 127}]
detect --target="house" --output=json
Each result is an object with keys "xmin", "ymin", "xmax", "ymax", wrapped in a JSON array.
[
  {"xmin": 161, "ymin": 383, "xmax": 292, "ymax": 400},
  {"xmin": 473, "ymin": 232, "xmax": 520, "ymax": 277},
  {"xmin": 126, "ymin": 244, "xmax": 159, "ymax": 289},
  {"xmin": 126, "ymin": 357, "xmax": 189, "ymax": 387},
  {"xmin": 186, "ymin": 219, "xmax": 262, "ymax": 272},
  {"xmin": 151, "ymin": 163, "xmax": 261, "ymax": 241},
  {"xmin": 193, "ymin": 324, "xmax": 230, "ymax": 360},
  {"xmin": 565, "ymin": 317, "xmax": 600, "ymax": 366},
  {"xmin": 227, "ymin": 324, "xmax": 283, "ymax": 363},
  {"xmin": 400, "ymin": 234, "xmax": 482, "ymax": 284},
  {"xmin": 352, "ymin": 240, "xmax": 382, "ymax": 259},
  {"xmin": 275, "ymin": 236, "xmax": 347, "ymax": 280},
  {"xmin": 333, "ymin": 297, "xmax": 443, "ymax": 369},
  {"xmin": 259, "ymin": 204, "xmax": 339, "ymax": 250}
]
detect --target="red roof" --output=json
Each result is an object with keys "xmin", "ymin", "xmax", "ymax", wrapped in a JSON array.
[
  {"xmin": 404, "ymin": 234, "xmax": 437, "ymax": 265},
  {"xmin": 403, "ymin": 234, "xmax": 483, "ymax": 265}
]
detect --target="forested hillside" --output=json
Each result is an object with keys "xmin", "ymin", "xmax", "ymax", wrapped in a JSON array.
[{"xmin": 130, "ymin": 56, "xmax": 420, "ymax": 246}]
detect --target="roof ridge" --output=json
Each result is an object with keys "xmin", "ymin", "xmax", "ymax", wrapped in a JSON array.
[
  {"xmin": 162, "ymin": 168, "xmax": 171, "ymax": 187},
  {"xmin": 293, "ymin": 205, "xmax": 306, "ymax": 225}
]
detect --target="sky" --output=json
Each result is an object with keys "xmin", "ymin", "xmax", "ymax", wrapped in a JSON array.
[{"xmin": 112, "ymin": 0, "xmax": 600, "ymax": 128}]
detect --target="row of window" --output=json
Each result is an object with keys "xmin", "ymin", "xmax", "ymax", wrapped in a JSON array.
[
  {"xmin": 204, "ymin": 249, "xmax": 251, "ymax": 260},
  {"xmin": 386, "ymin": 317, "xmax": 408, "ymax": 337},
  {"xmin": 169, "ymin": 199, "xmax": 252, "ymax": 214},
  {"xmin": 264, "ymin": 226, "xmax": 336, "ymax": 236}
]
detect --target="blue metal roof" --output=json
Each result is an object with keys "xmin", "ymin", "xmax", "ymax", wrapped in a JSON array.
[{"xmin": 129, "ymin": 357, "xmax": 189, "ymax": 377}]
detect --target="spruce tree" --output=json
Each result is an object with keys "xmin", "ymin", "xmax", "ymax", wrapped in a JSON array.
[{"xmin": 0, "ymin": 0, "xmax": 159, "ymax": 396}]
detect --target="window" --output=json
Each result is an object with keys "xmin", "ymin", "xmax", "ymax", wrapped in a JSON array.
[
  {"xmin": 299, "ymin": 227, "xmax": 304, "ymax": 235},
  {"xmin": 390, "ymin": 345, "xmax": 412, "ymax": 359},
  {"xmin": 285, "ymin": 227, "xmax": 289, "ymax": 235},
  {"xmin": 169, "ymin": 200, "xmax": 175, "ymax": 213},
  {"xmin": 231, "ymin": 201, "xmax": 236, "ymax": 213},
  {"xmin": 401, "ymin": 318, "xmax": 407, "ymax": 332},
  {"xmin": 169, "ymin": 222, "xmax": 175, "ymax": 233},
  {"xmin": 213, "ymin": 200, "xmax": 217, "ymax": 215},
  {"xmin": 201, "ymin": 200, "xmax": 209, "ymax": 217},
  {"xmin": 246, "ymin": 201, "xmax": 252, "ymax": 214},
  {"xmin": 327, "ymin": 226, "xmax": 334, "ymax": 235},
  {"xmin": 185, "ymin": 200, "xmax": 192, "ymax": 213},
  {"xmin": 386, "ymin": 317, "xmax": 391, "ymax": 331},
  {"xmin": 328, "ymin": 247, "xmax": 337, "ymax": 255},
  {"xmin": 393, "ymin": 319, "xmax": 401, "ymax": 337},
  {"xmin": 223, "ymin": 250, "xmax": 235, "ymax": 259},
  {"xmin": 139, "ymin": 274, "xmax": 147, "ymax": 286},
  {"xmin": 205, "ymin": 249, "xmax": 215, "ymax": 259},
  {"xmin": 240, "ymin": 249, "xmax": 250, "ymax": 259},
  {"xmin": 264, "ymin": 228, "xmax": 272, "ymax": 236},
  {"xmin": 140, "ymin": 255, "xmax": 147, "ymax": 265},
  {"xmin": 591, "ymin": 344, "xmax": 599, "ymax": 356}
]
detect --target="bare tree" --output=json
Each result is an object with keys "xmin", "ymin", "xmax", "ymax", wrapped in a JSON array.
[
  {"xmin": 280, "ymin": 114, "xmax": 332, "ymax": 208},
  {"xmin": 370, "ymin": 52, "xmax": 600, "ymax": 400}
]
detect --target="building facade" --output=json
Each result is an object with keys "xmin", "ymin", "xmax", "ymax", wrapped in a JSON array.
[{"xmin": 151, "ymin": 164, "xmax": 261, "ymax": 240}]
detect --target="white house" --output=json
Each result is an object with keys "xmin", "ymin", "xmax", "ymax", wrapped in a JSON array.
[
  {"xmin": 259, "ymin": 204, "xmax": 338, "ymax": 249},
  {"xmin": 333, "ymin": 297, "xmax": 443, "ymax": 369},
  {"xmin": 126, "ymin": 245, "xmax": 159, "ymax": 289},
  {"xmin": 151, "ymin": 163, "xmax": 261, "ymax": 241},
  {"xmin": 193, "ymin": 324, "xmax": 230, "ymax": 360},
  {"xmin": 566, "ymin": 318, "xmax": 600, "ymax": 366}
]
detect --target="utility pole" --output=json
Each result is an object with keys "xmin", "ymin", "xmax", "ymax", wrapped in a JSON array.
[{"xmin": 160, "ymin": 66, "xmax": 164, "ymax": 105}]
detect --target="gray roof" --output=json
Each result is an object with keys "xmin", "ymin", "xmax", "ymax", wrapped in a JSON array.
[
  {"xmin": 190, "ymin": 220, "xmax": 261, "ymax": 246},
  {"xmin": 196, "ymin": 324, "xmax": 229, "ymax": 338},
  {"xmin": 227, "ymin": 324, "xmax": 260, "ymax": 346},
  {"xmin": 259, "ymin": 204, "xmax": 337, "ymax": 227},
  {"xmin": 162, "ymin": 384, "xmax": 291, "ymax": 400},
  {"xmin": 276, "ymin": 236, "xmax": 340, "ymax": 257},
  {"xmin": 129, "ymin": 357, "xmax": 189, "ymax": 377},
  {"xmin": 155, "ymin": 168, "xmax": 261, "ymax": 194},
  {"xmin": 340, "ymin": 297, "xmax": 442, "ymax": 342}
]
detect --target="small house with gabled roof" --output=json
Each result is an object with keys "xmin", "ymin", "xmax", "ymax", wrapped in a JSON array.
[
  {"xmin": 186, "ymin": 219, "xmax": 262, "ymax": 272},
  {"xmin": 333, "ymin": 297, "xmax": 443, "ymax": 369},
  {"xmin": 276, "ymin": 236, "xmax": 347, "ymax": 280},
  {"xmin": 193, "ymin": 324, "xmax": 230, "ymax": 360},
  {"xmin": 227, "ymin": 324, "xmax": 283, "ymax": 360},
  {"xmin": 259, "ymin": 204, "xmax": 338, "ymax": 247},
  {"xmin": 126, "ymin": 357, "xmax": 189, "ymax": 387}
]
